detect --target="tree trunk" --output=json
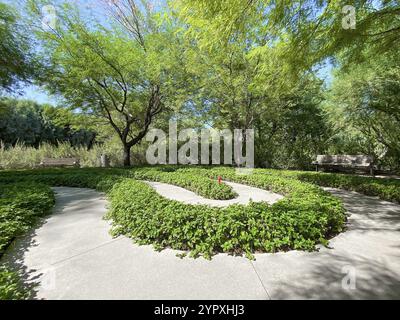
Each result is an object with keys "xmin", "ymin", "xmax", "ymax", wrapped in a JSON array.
[{"xmin": 123, "ymin": 145, "xmax": 131, "ymax": 167}]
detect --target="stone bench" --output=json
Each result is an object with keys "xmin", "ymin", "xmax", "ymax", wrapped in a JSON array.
[
  {"xmin": 312, "ymin": 155, "xmax": 375, "ymax": 175},
  {"xmin": 40, "ymin": 157, "xmax": 80, "ymax": 168}
]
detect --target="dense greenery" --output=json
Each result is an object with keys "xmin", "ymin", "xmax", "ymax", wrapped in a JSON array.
[
  {"xmin": 0, "ymin": 1, "xmax": 398, "ymax": 170},
  {"xmin": 108, "ymin": 178, "xmax": 344, "ymax": 259},
  {"xmin": 325, "ymin": 53, "xmax": 400, "ymax": 169},
  {"xmin": 0, "ymin": 183, "xmax": 54, "ymax": 256},
  {"xmin": 0, "ymin": 182, "xmax": 54, "ymax": 299},
  {"xmin": 0, "ymin": 0, "xmax": 399, "ymax": 301},
  {"xmin": 0, "ymin": 3, "xmax": 38, "ymax": 93},
  {"xmin": 0, "ymin": 142, "xmax": 128, "ymax": 169},
  {"xmin": 2, "ymin": 166, "xmax": 400, "ymax": 299},
  {"xmin": 0, "ymin": 266, "xmax": 30, "ymax": 300},
  {"xmin": 131, "ymin": 168, "xmax": 237, "ymax": 200},
  {"xmin": 0, "ymin": 98, "xmax": 96, "ymax": 149},
  {"xmin": 0, "ymin": 167, "xmax": 346, "ymax": 259},
  {"xmin": 267, "ymin": 170, "xmax": 400, "ymax": 204}
]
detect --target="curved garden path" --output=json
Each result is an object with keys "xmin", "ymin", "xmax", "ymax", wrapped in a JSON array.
[
  {"xmin": 1, "ymin": 185, "xmax": 400, "ymax": 299},
  {"xmin": 145, "ymin": 181, "xmax": 284, "ymax": 206}
]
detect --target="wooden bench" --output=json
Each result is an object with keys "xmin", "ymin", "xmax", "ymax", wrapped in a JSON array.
[
  {"xmin": 40, "ymin": 157, "xmax": 80, "ymax": 168},
  {"xmin": 312, "ymin": 155, "xmax": 375, "ymax": 175}
]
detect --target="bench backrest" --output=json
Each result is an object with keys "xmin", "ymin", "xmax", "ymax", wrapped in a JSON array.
[
  {"xmin": 316, "ymin": 155, "xmax": 373, "ymax": 166},
  {"xmin": 41, "ymin": 158, "xmax": 80, "ymax": 166}
]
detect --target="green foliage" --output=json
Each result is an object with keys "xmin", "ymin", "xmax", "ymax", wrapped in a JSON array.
[
  {"xmin": 0, "ymin": 183, "xmax": 54, "ymax": 256},
  {"xmin": 107, "ymin": 171, "xmax": 345, "ymax": 259},
  {"xmin": 0, "ymin": 98, "xmax": 96, "ymax": 149},
  {"xmin": 29, "ymin": 1, "xmax": 187, "ymax": 166},
  {"xmin": 0, "ymin": 267, "xmax": 30, "ymax": 300},
  {"xmin": 0, "ymin": 167, "xmax": 347, "ymax": 260},
  {"xmin": 1, "ymin": 165, "xmax": 399, "ymax": 296},
  {"xmin": 324, "ymin": 53, "xmax": 400, "ymax": 170},
  {"xmin": 0, "ymin": 3, "xmax": 38, "ymax": 93},
  {"xmin": 0, "ymin": 141, "xmax": 129, "ymax": 169},
  {"xmin": 0, "ymin": 181, "xmax": 54, "ymax": 300},
  {"xmin": 271, "ymin": 170, "xmax": 400, "ymax": 204},
  {"xmin": 131, "ymin": 167, "xmax": 237, "ymax": 200}
]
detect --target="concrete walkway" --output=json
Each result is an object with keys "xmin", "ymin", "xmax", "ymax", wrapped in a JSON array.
[
  {"xmin": 145, "ymin": 181, "xmax": 284, "ymax": 207},
  {"xmin": 2, "ymin": 186, "xmax": 400, "ymax": 299}
]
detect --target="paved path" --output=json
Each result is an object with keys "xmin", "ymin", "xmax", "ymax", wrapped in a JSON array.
[
  {"xmin": 145, "ymin": 181, "xmax": 284, "ymax": 207},
  {"xmin": 2, "ymin": 186, "xmax": 400, "ymax": 299}
]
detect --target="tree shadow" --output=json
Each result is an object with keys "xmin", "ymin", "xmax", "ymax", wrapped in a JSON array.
[
  {"xmin": 264, "ymin": 188, "xmax": 400, "ymax": 299},
  {"xmin": 270, "ymin": 251, "xmax": 400, "ymax": 299},
  {"xmin": 0, "ymin": 187, "xmax": 106, "ymax": 300},
  {"xmin": 325, "ymin": 188, "xmax": 400, "ymax": 233},
  {"xmin": 0, "ymin": 223, "xmax": 45, "ymax": 299}
]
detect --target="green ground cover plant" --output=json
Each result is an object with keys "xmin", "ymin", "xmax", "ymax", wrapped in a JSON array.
[
  {"xmin": 251, "ymin": 169, "xmax": 400, "ymax": 204},
  {"xmin": 0, "ymin": 182, "xmax": 54, "ymax": 299},
  {"xmin": 107, "ymin": 177, "xmax": 345, "ymax": 259},
  {"xmin": 0, "ymin": 167, "xmax": 237, "ymax": 200},
  {"xmin": 0, "ymin": 167, "xmax": 346, "ymax": 260},
  {"xmin": 179, "ymin": 167, "xmax": 400, "ymax": 204},
  {"xmin": 0, "ymin": 266, "xmax": 30, "ymax": 300},
  {"xmin": 0, "ymin": 183, "xmax": 54, "ymax": 255},
  {"xmin": 130, "ymin": 168, "xmax": 237, "ymax": 200},
  {"xmin": 287, "ymin": 171, "xmax": 400, "ymax": 204},
  {"xmin": 2, "ymin": 166, "xmax": 399, "ymax": 299}
]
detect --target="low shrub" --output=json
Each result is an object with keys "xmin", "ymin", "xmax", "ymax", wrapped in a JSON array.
[
  {"xmin": 107, "ymin": 174, "xmax": 345, "ymax": 259},
  {"xmin": 0, "ymin": 183, "xmax": 55, "ymax": 256},
  {"xmin": 247, "ymin": 169, "xmax": 400, "ymax": 204},
  {"xmin": 0, "ymin": 167, "xmax": 346, "ymax": 260},
  {"xmin": 0, "ymin": 266, "xmax": 30, "ymax": 300},
  {"xmin": 131, "ymin": 167, "xmax": 237, "ymax": 200},
  {"xmin": 0, "ymin": 167, "xmax": 237, "ymax": 200},
  {"xmin": 0, "ymin": 182, "xmax": 54, "ymax": 300}
]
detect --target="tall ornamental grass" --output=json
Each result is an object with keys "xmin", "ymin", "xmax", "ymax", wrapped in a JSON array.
[{"xmin": 0, "ymin": 141, "xmax": 145, "ymax": 169}]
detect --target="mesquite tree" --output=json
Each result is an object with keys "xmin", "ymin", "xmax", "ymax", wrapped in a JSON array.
[{"xmin": 31, "ymin": 1, "xmax": 172, "ymax": 166}]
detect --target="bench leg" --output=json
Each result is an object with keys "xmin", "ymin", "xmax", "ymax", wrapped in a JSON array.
[
  {"xmin": 370, "ymin": 167, "xmax": 375, "ymax": 176},
  {"xmin": 315, "ymin": 164, "xmax": 319, "ymax": 172}
]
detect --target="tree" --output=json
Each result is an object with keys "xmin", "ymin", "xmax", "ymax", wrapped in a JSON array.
[
  {"xmin": 30, "ymin": 1, "xmax": 176, "ymax": 166},
  {"xmin": 0, "ymin": 3, "xmax": 38, "ymax": 93},
  {"xmin": 172, "ymin": 0, "xmax": 328, "ymax": 168},
  {"xmin": 176, "ymin": 0, "xmax": 400, "ymax": 70},
  {"xmin": 326, "ymin": 54, "xmax": 400, "ymax": 169},
  {"xmin": 0, "ymin": 98, "xmax": 96, "ymax": 148}
]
